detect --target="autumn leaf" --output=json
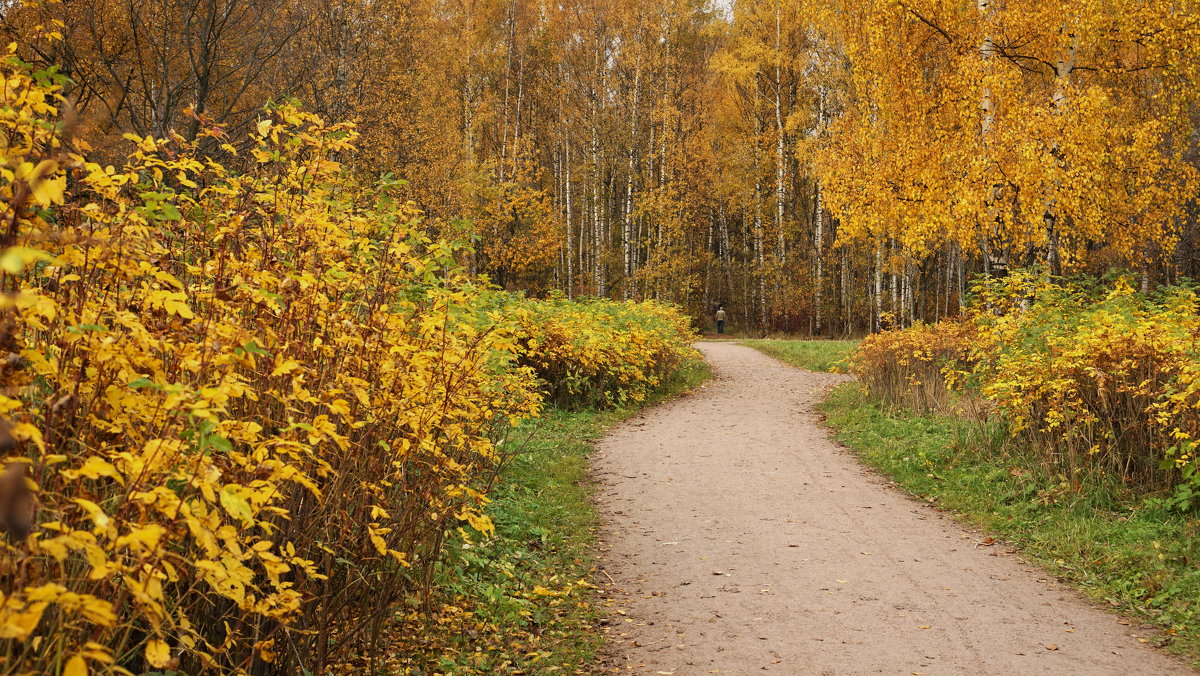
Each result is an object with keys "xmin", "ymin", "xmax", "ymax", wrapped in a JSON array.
[
  {"xmin": 63, "ymin": 655, "xmax": 87, "ymax": 676},
  {"xmin": 145, "ymin": 639, "xmax": 172, "ymax": 668},
  {"xmin": 219, "ymin": 486, "xmax": 254, "ymax": 523}
]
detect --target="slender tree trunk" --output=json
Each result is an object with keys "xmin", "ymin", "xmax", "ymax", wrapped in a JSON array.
[
  {"xmin": 813, "ymin": 182, "xmax": 824, "ymax": 334},
  {"xmin": 753, "ymin": 77, "xmax": 767, "ymax": 333},
  {"xmin": 1044, "ymin": 31, "xmax": 1077, "ymax": 275},
  {"xmin": 624, "ymin": 23, "xmax": 644, "ymax": 299},
  {"xmin": 874, "ymin": 242, "xmax": 883, "ymax": 332},
  {"xmin": 978, "ymin": 0, "xmax": 1006, "ymax": 278},
  {"xmin": 498, "ymin": 0, "xmax": 516, "ymax": 182},
  {"xmin": 774, "ymin": 0, "xmax": 787, "ymax": 267},
  {"xmin": 841, "ymin": 244, "xmax": 850, "ymax": 335},
  {"xmin": 565, "ymin": 131, "xmax": 575, "ymax": 299},
  {"xmin": 513, "ymin": 51, "xmax": 525, "ymax": 169},
  {"xmin": 592, "ymin": 122, "xmax": 604, "ymax": 296}
]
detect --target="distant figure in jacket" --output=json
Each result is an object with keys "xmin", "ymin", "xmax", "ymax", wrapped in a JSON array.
[{"xmin": 715, "ymin": 306, "xmax": 727, "ymax": 335}]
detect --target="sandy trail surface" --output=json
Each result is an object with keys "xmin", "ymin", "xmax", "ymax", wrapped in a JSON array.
[{"xmin": 594, "ymin": 342, "xmax": 1194, "ymax": 675}]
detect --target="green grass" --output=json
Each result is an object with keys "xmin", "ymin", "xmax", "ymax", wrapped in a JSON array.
[
  {"xmin": 393, "ymin": 358, "xmax": 712, "ymax": 673},
  {"xmin": 740, "ymin": 338, "xmax": 859, "ymax": 372},
  {"xmin": 820, "ymin": 384, "xmax": 1200, "ymax": 665}
]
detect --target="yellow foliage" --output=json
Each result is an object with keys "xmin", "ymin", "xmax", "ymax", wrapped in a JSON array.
[
  {"xmin": 815, "ymin": 0, "xmax": 1200, "ymax": 271},
  {"xmin": 0, "ymin": 39, "xmax": 701, "ymax": 673},
  {"xmin": 851, "ymin": 270, "xmax": 1200, "ymax": 494},
  {"xmin": 508, "ymin": 296, "xmax": 698, "ymax": 409},
  {"xmin": 849, "ymin": 320, "xmax": 975, "ymax": 413},
  {"xmin": 0, "ymin": 44, "xmax": 548, "ymax": 674}
]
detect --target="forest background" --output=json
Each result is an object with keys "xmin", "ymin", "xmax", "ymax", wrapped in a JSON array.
[{"xmin": 9, "ymin": 0, "xmax": 1198, "ymax": 335}]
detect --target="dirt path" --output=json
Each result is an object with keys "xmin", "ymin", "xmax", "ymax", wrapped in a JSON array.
[{"xmin": 594, "ymin": 342, "xmax": 1194, "ymax": 675}]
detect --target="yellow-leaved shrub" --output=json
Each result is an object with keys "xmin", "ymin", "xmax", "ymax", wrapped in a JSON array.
[
  {"xmin": 0, "ymin": 45, "xmax": 547, "ymax": 675},
  {"xmin": 969, "ymin": 275, "xmax": 1200, "ymax": 491},
  {"xmin": 506, "ymin": 296, "xmax": 698, "ymax": 409},
  {"xmin": 848, "ymin": 320, "xmax": 975, "ymax": 413},
  {"xmin": 849, "ymin": 270, "xmax": 1200, "ymax": 502},
  {"xmin": 0, "ymin": 41, "xmax": 703, "ymax": 674}
]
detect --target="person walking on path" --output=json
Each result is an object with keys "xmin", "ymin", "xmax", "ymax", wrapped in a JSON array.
[{"xmin": 715, "ymin": 306, "xmax": 727, "ymax": 335}]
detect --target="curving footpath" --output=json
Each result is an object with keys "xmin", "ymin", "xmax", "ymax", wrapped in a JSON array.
[{"xmin": 594, "ymin": 342, "xmax": 1195, "ymax": 675}]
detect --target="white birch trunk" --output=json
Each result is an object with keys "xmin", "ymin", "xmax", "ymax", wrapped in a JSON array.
[
  {"xmin": 813, "ymin": 183, "xmax": 824, "ymax": 333},
  {"xmin": 592, "ymin": 122, "xmax": 603, "ymax": 296},
  {"xmin": 623, "ymin": 26, "xmax": 643, "ymax": 299},
  {"xmin": 499, "ymin": 0, "xmax": 516, "ymax": 182},
  {"xmin": 874, "ymin": 242, "xmax": 883, "ymax": 332},
  {"xmin": 774, "ymin": 0, "xmax": 787, "ymax": 267},
  {"xmin": 978, "ymin": 0, "xmax": 1002, "ymax": 275},
  {"xmin": 565, "ymin": 131, "xmax": 575, "ymax": 299},
  {"xmin": 841, "ymin": 246, "xmax": 850, "ymax": 334},
  {"xmin": 1044, "ymin": 32, "xmax": 1077, "ymax": 273}
]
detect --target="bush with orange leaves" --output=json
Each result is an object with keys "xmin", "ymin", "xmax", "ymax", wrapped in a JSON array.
[{"xmin": 848, "ymin": 320, "xmax": 975, "ymax": 413}]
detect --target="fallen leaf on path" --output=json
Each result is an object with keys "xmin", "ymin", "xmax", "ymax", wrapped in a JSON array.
[{"xmin": 1045, "ymin": 644, "xmax": 1059, "ymax": 651}]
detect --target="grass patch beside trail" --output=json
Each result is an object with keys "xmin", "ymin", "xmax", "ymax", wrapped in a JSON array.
[
  {"xmin": 820, "ymin": 384, "xmax": 1200, "ymax": 666},
  {"xmin": 385, "ymin": 359, "xmax": 712, "ymax": 674},
  {"xmin": 741, "ymin": 338, "xmax": 859, "ymax": 372}
]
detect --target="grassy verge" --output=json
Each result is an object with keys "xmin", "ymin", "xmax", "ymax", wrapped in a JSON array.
[
  {"xmin": 820, "ymin": 383, "xmax": 1200, "ymax": 665},
  {"xmin": 740, "ymin": 338, "xmax": 859, "ymax": 372},
  {"xmin": 381, "ymin": 358, "xmax": 712, "ymax": 674}
]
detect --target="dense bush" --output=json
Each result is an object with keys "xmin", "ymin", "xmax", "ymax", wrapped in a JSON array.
[
  {"xmin": 848, "ymin": 320, "xmax": 975, "ymax": 413},
  {"xmin": 850, "ymin": 271, "xmax": 1200, "ymax": 502},
  {"xmin": 970, "ymin": 274, "xmax": 1200, "ymax": 493},
  {"xmin": 0, "ymin": 46, "xmax": 696, "ymax": 675},
  {"xmin": 506, "ymin": 296, "xmax": 698, "ymax": 410}
]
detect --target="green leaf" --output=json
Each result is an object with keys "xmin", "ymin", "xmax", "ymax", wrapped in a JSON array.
[
  {"xmin": 128, "ymin": 377, "xmax": 161, "ymax": 389},
  {"xmin": 67, "ymin": 323, "xmax": 107, "ymax": 333},
  {"xmin": 206, "ymin": 435, "xmax": 233, "ymax": 453}
]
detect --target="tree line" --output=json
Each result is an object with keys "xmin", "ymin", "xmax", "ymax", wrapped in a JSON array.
[{"xmin": 9, "ymin": 0, "xmax": 1199, "ymax": 334}]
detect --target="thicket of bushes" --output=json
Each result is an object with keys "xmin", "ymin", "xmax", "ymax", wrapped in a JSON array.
[
  {"xmin": 504, "ymin": 295, "xmax": 697, "ymax": 410},
  {"xmin": 0, "ymin": 46, "xmax": 696, "ymax": 675},
  {"xmin": 850, "ymin": 271, "xmax": 1200, "ymax": 505}
]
